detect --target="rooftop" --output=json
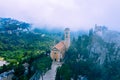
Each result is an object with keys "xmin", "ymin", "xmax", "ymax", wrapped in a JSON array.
[
  {"xmin": 54, "ymin": 41, "xmax": 66, "ymax": 51},
  {"xmin": 64, "ymin": 28, "xmax": 70, "ymax": 31}
]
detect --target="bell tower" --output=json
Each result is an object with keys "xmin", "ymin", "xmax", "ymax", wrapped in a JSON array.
[{"xmin": 64, "ymin": 28, "xmax": 70, "ymax": 49}]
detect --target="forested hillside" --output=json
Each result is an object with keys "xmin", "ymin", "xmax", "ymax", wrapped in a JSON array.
[
  {"xmin": 56, "ymin": 29, "xmax": 120, "ymax": 80},
  {"xmin": 0, "ymin": 18, "xmax": 60, "ymax": 79}
]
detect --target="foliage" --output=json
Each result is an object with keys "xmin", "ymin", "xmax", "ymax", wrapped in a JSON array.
[
  {"xmin": 56, "ymin": 31, "xmax": 120, "ymax": 80},
  {"xmin": 55, "ymin": 64, "xmax": 72, "ymax": 80},
  {"xmin": 32, "ymin": 55, "xmax": 52, "ymax": 73},
  {"xmin": 0, "ymin": 18, "xmax": 61, "ymax": 79}
]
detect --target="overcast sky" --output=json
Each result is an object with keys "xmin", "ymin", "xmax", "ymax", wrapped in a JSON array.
[{"xmin": 0, "ymin": 0, "xmax": 120, "ymax": 31}]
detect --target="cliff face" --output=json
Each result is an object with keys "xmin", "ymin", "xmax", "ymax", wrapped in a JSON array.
[
  {"xmin": 102, "ymin": 30, "xmax": 120, "ymax": 45},
  {"xmin": 88, "ymin": 29, "xmax": 120, "ymax": 64}
]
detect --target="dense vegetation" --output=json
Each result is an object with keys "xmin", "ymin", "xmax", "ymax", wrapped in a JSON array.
[
  {"xmin": 56, "ymin": 30, "xmax": 120, "ymax": 80},
  {"xmin": 0, "ymin": 18, "xmax": 58, "ymax": 79},
  {"xmin": 1, "ymin": 18, "xmax": 120, "ymax": 80}
]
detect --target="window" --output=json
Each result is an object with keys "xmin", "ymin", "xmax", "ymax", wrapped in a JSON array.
[{"xmin": 55, "ymin": 59, "xmax": 56, "ymax": 61}]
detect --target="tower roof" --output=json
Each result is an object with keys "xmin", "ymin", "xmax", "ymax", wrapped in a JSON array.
[{"xmin": 64, "ymin": 28, "xmax": 70, "ymax": 31}]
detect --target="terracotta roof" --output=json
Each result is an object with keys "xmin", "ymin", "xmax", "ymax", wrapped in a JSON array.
[{"xmin": 54, "ymin": 41, "xmax": 66, "ymax": 51}]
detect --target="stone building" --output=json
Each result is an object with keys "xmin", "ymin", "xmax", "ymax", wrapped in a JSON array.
[{"xmin": 50, "ymin": 28, "xmax": 70, "ymax": 62}]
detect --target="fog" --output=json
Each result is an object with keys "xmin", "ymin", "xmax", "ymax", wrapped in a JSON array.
[{"xmin": 0, "ymin": 0, "xmax": 120, "ymax": 31}]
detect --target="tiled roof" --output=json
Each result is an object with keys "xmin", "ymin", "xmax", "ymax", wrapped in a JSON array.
[{"xmin": 54, "ymin": 41, "xmax": 66, "ymax": 51}]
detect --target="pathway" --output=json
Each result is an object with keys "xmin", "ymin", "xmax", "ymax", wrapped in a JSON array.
[{"xmin": 39, "ymin": 62, "xmax": 61, "ymax": 80}]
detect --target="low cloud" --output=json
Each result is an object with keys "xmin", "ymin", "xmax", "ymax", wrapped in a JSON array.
[{"xmin": 0, "ymin": 0, "xmax": 120, "ymax": 31}]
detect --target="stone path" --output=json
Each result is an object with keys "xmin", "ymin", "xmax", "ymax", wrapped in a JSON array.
[{"xmin": 39, "ymin": 62, "xmax": 61, "ymax": 80}]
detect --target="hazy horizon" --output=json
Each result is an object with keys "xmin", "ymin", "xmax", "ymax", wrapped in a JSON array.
[{"xmin": 0, "ymin": 0, "xmax": 120, "ymax": 31}]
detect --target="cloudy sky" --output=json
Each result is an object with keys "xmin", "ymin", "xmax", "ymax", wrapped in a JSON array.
[{"xmin": 0, "ymin": 0, "xmax": 120, "ymax": 31}]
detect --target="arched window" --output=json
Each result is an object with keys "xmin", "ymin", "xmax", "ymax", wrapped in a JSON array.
[{"xmin": 55, "ymin": 59, "xmax": 56, "ymax": 61}]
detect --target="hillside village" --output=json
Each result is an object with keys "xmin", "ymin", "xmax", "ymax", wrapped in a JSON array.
[{"xmin": 0, "ymin": 18, "xmax": 120, "ymax": 80}]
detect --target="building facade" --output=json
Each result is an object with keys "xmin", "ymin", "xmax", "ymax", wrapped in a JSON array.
[{"xmin": 50, "ymin": 28, "xmax": 70, "ymax": 62}]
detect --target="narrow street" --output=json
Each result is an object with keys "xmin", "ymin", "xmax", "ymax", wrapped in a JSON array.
[{"xmin": 39, "ymin": 62, "xmax": 61, "ymax": 80}]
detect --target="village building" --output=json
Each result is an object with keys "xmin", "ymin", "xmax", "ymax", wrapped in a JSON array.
[{"xmin": 50, "ymin": 28, "xmax": 70, "ymax": 62}]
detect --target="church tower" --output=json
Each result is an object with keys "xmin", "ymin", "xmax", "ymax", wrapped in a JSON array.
[
  {"xmin": 64, "ymin": 28, "xmax": 70, "ymax": 49},
  {"xmin": 50, "ymin": 28, "xmax": 70, "ymax": 62}
]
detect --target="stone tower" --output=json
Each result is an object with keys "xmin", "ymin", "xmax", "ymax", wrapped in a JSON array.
[{"xmin": 64, "ymin": 28, "xmax": 70, "ymax": 49}]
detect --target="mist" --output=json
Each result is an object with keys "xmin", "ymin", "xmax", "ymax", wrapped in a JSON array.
[{"xmin": 0, "ymin": 0, "xmax": 120, "ymax": 31}]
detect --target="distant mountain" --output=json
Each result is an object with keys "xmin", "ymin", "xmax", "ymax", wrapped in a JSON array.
[{"xmin": 0, "ymin": 18, "xmax": 30, "ymax": 34}]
